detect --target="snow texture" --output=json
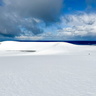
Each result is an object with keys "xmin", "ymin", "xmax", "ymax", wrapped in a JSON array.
[{"xmin": 0, "ymin": 41, "xmax": 96, "ymax": 96}]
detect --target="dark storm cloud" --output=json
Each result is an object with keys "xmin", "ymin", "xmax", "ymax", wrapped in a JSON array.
[{"xmin": 0, "ymin": 0, "xmax": 63, "ymax": 38}]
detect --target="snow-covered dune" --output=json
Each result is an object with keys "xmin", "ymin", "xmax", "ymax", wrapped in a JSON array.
[
  {"xmin": 0, "ymin": 41, "xmax": 96, "ymax": 96},
  {"xmin": 0, "ymin": 41, "xmax": 96, "ymax": 56}
]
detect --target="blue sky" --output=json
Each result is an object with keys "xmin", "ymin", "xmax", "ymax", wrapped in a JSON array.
[
  {"xmin": 0, "ymin": 0, "xmax": 96, "ymax": 40},
  {"xmin": 63, "ymin": 0, "xmax": 87, "ymax": 13}
]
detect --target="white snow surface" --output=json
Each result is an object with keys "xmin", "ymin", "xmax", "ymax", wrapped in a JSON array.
[
  {"xmin": 0, "ymin": 41, "xmax": 96, "ymax": 96},
  {"xmin": 0, "ymin": 41, "xmax": 96, "ymax": 56}
]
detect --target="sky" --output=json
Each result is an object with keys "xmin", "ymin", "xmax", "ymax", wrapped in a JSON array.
[{"xmin": 0, "ymin": 0, "xmax": 96, "ymax": 40}]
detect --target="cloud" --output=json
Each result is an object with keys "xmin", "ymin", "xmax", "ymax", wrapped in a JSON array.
[
  {"xmin": 0, "ymin": 0, "xmax": 63, "ymax": 38},
  {"xmin": 57, "ymin": 12, "xmax": 96, "ymax": 40},
  {"xmin": 15, "ymin": 35, "xmax": 44, "ymax": 40},
  {"xmin": 3, "ymin": 0, "xmax": 63, "ymax": 22}
]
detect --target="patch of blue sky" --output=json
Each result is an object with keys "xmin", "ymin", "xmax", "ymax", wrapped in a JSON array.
[
  {"xmin": 62, "ymin": 0, "xmax": 87, "ymax": 14},
  {"xmin": 0, "ymin": 0, "xmax": 4, "ymax": 6}
]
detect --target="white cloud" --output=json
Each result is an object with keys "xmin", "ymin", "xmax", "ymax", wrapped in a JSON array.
[
  {"xmin": 15, "ymin": 35, "xmax": 44, "ymax": 40},
  {"xmin": 58, "ymin": 12, "xmax": 96, "ymax": 39}
]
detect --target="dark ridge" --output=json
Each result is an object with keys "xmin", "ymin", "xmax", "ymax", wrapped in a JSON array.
[
  {"xmin": 13, "ymin": 40, "xmax": 96, "ymax": 45},
  {"xmin": 7, "ymin": 50, "xmax": 36, "ymax": 52},
  {"xmin": 1, "ymin": 39, "xmax": 96, "ymax": 45},
  {"xmin": 20, "ymin": 50, "xmax": 36, "ymax": 52}
]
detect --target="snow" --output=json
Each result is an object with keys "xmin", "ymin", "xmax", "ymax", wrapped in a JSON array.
[
  {"xmin": 0, "ymin": 41, "xmax": 96, "ymax": 56},
  {"xmin": 0, "ymin": 41, "xmax": 96, "ymax": 96}
]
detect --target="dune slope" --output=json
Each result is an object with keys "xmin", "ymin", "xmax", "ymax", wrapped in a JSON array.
[{"xmin": 0, "ymin": 41, "xmax": 96, "ymax": 56}]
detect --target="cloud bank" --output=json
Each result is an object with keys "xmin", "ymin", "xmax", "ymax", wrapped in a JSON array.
[
  {"xmin": 57, "ymin": 12, "xmax": 96, "ymax": 40},
  {"xmin": 0, "ymin": 0, "xmax": 96, "ymax": 40},
  {"xmin": 0, "ymin": 0, "xmax": 63, "ymax": 38}
]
